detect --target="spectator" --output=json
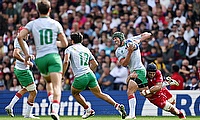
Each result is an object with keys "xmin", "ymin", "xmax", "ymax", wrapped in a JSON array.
[
  {"xmin": 161, "ymin": 37, "xmax": 175, "ymax": 72},
  {"xmin": 9, "ymin": 78, "xmax": 21, "ymax": 91},
  {"xmin": 183, "ymin": 25, "xmax": 194, "ymax": 44},
  {"xmin": 5, "ymin": 2, "xmax": 18, "ymax": 23},
  {"xmin": 110, "ymin": 61, "xmax": 128, "ymax": 90},
  {"xmin": 76, "ymin": 0, "xmax": 90, "ymax": 15},
  {"xmin": 0, "ymin": 71, "xmax": 5, "ymax": 90},
  {"xmin": 0, "ymin": 36, "xmax": 8, "ymax": 56},
  {"xmin": 186, "ymin": 37, "xmax": 199, "ymax": 65},
  {"xmin": 170, "ymin": 64, "xmax": 184, "ymax": 90},
  {"xmin": 185, "ymin": 77, "xmax": 199, "ymax": 90},
  {"xmin": 98, "ymin": 65, "xmax": 114, "ymax": 91},
  {"xmin": 173, "ymin": 36, "xmax": 187, "ymax": 67},
  {"xmin": 154, "ymin": 54, "xmax": 170, "ymax": 76}
]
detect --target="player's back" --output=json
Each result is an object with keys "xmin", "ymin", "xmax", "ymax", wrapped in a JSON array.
[
  {"xmin": 66, "ymin": 43, "xmax": 93, "ymax": 77},
  {"xmin": 26, "ymin": 17, "xmax": 61, "ymax": 58}
]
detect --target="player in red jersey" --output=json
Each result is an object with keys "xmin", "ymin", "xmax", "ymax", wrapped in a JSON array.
[{"xmin": 128, "ymin": 63, "xmax": 186, "ymax": 119}]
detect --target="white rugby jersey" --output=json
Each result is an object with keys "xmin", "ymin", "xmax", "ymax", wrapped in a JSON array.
[
  {"xmin": 25, "ymin": 17, "xmax": 63, "ymax": 58},
  {"xmin": 115, "ymin": 36, "xmax": 145, "ymax": 72},
  {"xmin": 14, "ymin": 38, "xmax": 30, "ymax": 70},
  {"xmin": 65, "ymin": 43, "xmax": 95, "ymax": 77}
]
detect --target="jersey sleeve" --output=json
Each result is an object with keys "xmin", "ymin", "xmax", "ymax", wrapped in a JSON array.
[
  {"xmin": 64, "ymin": 47, "xmax": 71, "ymax": 55},
  {"xmin": 56, "ymin": 21, "xmax": 64, "ymax": 34},
  {"xmin": 25, "ymin": 21, "xmax": 34, "ymax": 32},
  {"xmin": 129, "ymin": 35, "xmax": 142, "ymax": 43},
  {"xmin": 115, "ymin": 48, "xmax": 125, "ymax": 62},
  {"xmin": 89, "ymin": 51, "xmax": 95, "ymax": 60},
  {"xmin": 14, "ymin": 38, "xmax": 21, "ymax": 49},
  {"xmin": 155, "ymin": 70, "xmax": 163, "ymax": 83}
]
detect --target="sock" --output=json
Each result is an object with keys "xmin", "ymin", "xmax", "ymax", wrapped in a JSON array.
[
  {"xmin": 84, "ymin": 105, "xmax": 91, "ymax": 112},
  {"xmin": 8, "ymin": 93, "xmax": 22, "ymax": 108},
  {"xmin": 48, "ymin": 92, "xmax": 53, "ymax": 104},
  {"xmin": 114, "ymin": 103, "xmax": 120, "ymax": 110},
  {"xmin": 52, "ymin": 100, "xmax": 60, "ymax": 114},
  {"xmin": 128, "ymin": 94, "xmax": 136, "ymax": 117},
  {"xmin": 26, "ymin": 101, "xmax": 34, "ymax": 117}
]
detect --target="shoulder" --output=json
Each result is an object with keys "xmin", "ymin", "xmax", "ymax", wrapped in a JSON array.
[{"xmin": 156, "ymin": 70, "xmax": 162, "ymax": 76}]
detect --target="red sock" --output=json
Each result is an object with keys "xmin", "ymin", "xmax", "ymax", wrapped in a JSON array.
[
  {"xmin": 52, "ymin": 100, "xmax": 60, "ymax": 104},
  {"xmin": 84, "ymin": 105, "xmax": 89, "ymax": 109},
  {"xmin": 16, "ymin": 93, "xmax": 22, "ymax": 98},
  {"xmin": 128, "ymin": 95, "xmax": 135, "ymax": 100},
  {"xmin": 48, "ymin": 92, "xmax": 52, "ymax": 96},
  {"xmin": 27, "ymin": 101, "xmax": 33, "ymax": 106}
]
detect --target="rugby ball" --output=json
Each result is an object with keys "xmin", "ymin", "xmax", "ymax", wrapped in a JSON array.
[{"xmin": 125, "ymin": 39, "xmax": 134, "ymax": 48}]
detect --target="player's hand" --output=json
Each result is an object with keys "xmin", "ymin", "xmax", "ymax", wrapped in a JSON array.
[
  {"xmin": 141, "ymin": 89, "xmax": 151, "ymax": 96},
  {"xmin": 129, "ymin": 72, "xmax": 138, "ymax": 79},
  {"xmin": 27, "ymin": 61, "xmax": 33, "ymax": 67},
  {"xmin": 127, "ymin": 44, "xmax": 135, "ymax": 53},
  {"xmin": 30, "ymin": 55, "xmax": 35, "ymax": 60},
  {"xmin": 24, "ymin": 54, "xmax": 31, "ymax": 65}
]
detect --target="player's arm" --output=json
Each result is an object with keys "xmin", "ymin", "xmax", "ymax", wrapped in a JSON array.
[
  {"xmin": 89, "ymin": 59, "xmax": 98, "ymax": 72},
  {"xmin": 56, "ymin": 22, "xmax": 68, "ymax": 48},
  {"xmin": 132, "ymin": 32, "xmax": 152, "ymax": 44},
  {"xmin": 63, "ymin": 53, "xmax": 70, "ymax": 77},
  {"xmin": 13, "ymin": 48, "xmax": 34, "ymax": 67},
  {"xmin": 17, "ymin": 29, "xmax": 29, "ymax": 57},
  {"xmin": 57, "ymin": 32, "xmax": 68, "ymax": 48},
  {"xmin": 13, "ymin": 48, "xmax": 25, "ymax": 62},
  {"xmin": 141, "ymin": 82, "xmax": 162, "ymax": 97},
  {"xmin": 119, "ymin": 45, "xmax": 134, "ymax": 66}
]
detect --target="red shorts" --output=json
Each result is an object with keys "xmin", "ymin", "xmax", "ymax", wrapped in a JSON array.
[
  {"xmin": 162, "ymin": 87, "xmax": 173, "ymax": 100},
  {"xmin": 148, "ymin": 94, "xmax": 167, "ymax": 109}
]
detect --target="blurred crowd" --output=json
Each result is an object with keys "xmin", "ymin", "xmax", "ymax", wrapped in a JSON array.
[{"xmin": 0, "ymin": 0, "xmax": 200, "ymax": 92}]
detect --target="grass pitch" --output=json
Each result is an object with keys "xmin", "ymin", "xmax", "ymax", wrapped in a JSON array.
[{"xmin": 0, "ymin": 115, "xmax": 199, "ymax": 120}]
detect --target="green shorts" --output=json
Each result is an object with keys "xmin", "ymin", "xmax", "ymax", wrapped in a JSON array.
[
  {"xmin": 35, "ymin": 53, "xmax": 62, "ymax": 76},
  {"xmin": 72, "ymin": 72, "xmax": 98, "ymax": 90},
  {"xmin": 132, "ymin": 69, "xmax": 148, "ymax": 88},
  {"xmin": 14, "ymin": 68, "xmax": 34, "ymax": 87}
]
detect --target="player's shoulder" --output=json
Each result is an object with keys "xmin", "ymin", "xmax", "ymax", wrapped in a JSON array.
[{"xmin": 156, "ymin": 70, "xmax": 162, "ymax": 75}]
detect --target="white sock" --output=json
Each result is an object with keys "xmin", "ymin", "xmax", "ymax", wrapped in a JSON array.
[
  {"xmin": 26, "ymin": 102, "xmax": 33, "ymax": 117},
  {"xmin": 8, "ymin": 95, "xmax": 20, "ymax": 108},
  {"xmin": 128, "ymin": 95, "xmax": 136, "ymax": 117},
  {"xmin": 52, "ymin": 103, "xmax": 59, "ymax": 114}
]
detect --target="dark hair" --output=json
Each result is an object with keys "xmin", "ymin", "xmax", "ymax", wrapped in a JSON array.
[
  {"xmin": 37, "ymin": 0, "xmax": 50, "ymax": 14},
  {"xmin": 70, "ymin": 32, "xmax": 83, "ymax": 43},
  {"xmin": 172, "ymin": 64, "xmax": 179, "ymax": 72}
]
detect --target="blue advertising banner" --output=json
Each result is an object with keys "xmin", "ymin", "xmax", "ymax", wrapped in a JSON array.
[{"xmin": 0, "ymin": 90, "xmax": 199, "ymax": 116}]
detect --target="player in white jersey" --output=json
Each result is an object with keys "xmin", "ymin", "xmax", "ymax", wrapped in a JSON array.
[
  {"xmin": 17, "ymin": 1, "xmax": 68, "ymax": 120},
  {"xmin": 112, "ymin": 31, "xmax": 151, "ymax": 119},
  {"xmin": 5, "ymin": 27, "xmax": 39, "ymax": 119},
  {"xmin": 63, "ymin": 32, "xmax": 127, "ymax": 119}
]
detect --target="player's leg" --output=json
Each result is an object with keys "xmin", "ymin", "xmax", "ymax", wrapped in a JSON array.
[
  {"xmin": 125, "ymin": 80, "xmax": 137, "ymax": 119},
  {"xmin": 71, "ymin": 73, "xmax": 95, "ymax": 119},
  {"xmin": 150, "ymin": 95, "xmax": 186, "ymax": 119},
  {"xmin": 126, "ymin": 69, "xmax": 147, "ymax": 119},
  {"xmin": 21, "ymin": 70, "xmax": 39, "ymax": 119},
  {"xmin": 35, "ymin": 53, "xmax": 62, "ymax": 120},
  {"xmin": 5, "ymin": 88, "xmax": 27, "ymax": 117},
  {"xmin": 162, "ymin": 88, "xmax": 175, "ymax": 105},
  {"xmin": 87, "ymin": 72, "xmax": 127, "ymax": 119}
]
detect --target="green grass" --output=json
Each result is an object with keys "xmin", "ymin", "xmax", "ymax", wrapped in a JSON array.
[{"xmin": 0, "ymin": 115, "xmax": 199, "ymax": 120}]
